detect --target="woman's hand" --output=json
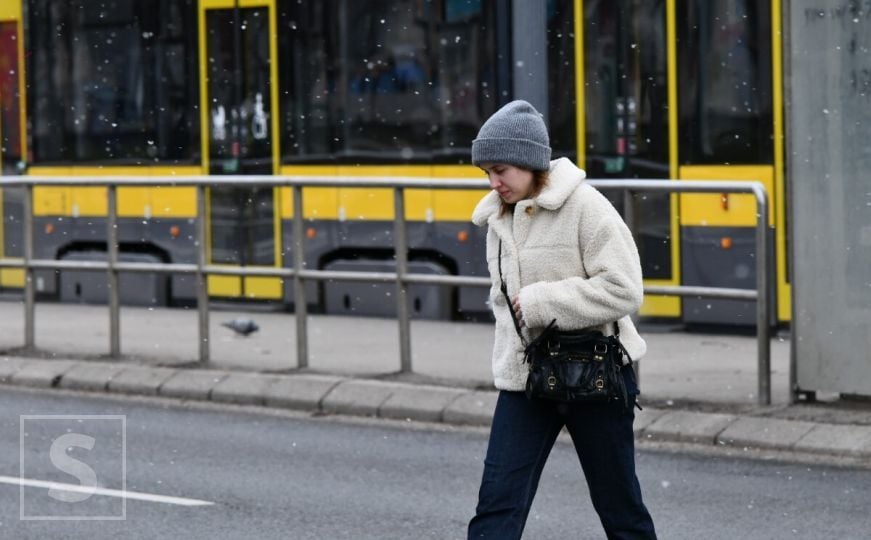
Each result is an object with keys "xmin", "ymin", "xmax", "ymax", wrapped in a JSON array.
[{"xmin": 512, "ymin": 296, "xmax": 525, "ymax": 328}]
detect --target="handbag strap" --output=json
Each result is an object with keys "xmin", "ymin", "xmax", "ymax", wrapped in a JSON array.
[{"xmin": 497, "ymin": 241, "xmax": 527, "ymax": 347}]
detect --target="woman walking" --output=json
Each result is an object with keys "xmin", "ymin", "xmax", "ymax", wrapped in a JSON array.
[{"xmin": 467, "ymin": 100, "xmax": 657, "ymax": 539}]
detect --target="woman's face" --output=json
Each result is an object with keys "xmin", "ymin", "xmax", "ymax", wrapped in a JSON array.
[{"xmin": 480, "ymin": 163, "xmax": 534, "ymax": 204}]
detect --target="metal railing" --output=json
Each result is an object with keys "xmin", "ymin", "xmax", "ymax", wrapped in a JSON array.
[{"xmin": 0, "ymin": 175, "xmax": 772, "ymax": 405}]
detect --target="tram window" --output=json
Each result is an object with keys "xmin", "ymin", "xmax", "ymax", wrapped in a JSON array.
[
  {"xmin": 547, "ymin": 0, "xmax": 577, "ymax": 161},
  {"xmin": 278, "ymin": 0, "xmax": 503, "ymax": 164},
  {"xmin": 583, "ymin": 0, "xmax": 671, "ymax": 280},
  {"xmin": 0, "ymin": 22, "xmax": 22, "ymax": 173},
  {"xmin": 27, "ymin": 0, "xmax": 200, "ymax": 164},
  {"xmin": 677, "ymin": 0, "xmax": 773, "ymax": 165}
]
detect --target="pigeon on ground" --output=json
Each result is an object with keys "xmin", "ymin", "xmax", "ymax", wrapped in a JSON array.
[{"xmin": 221, "ymin": 318, "xmax": 259, "ymax": 337}]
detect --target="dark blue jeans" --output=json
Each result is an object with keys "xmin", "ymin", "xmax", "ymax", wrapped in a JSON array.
[{"xmin": 468, "ymin": 366, "xmax": 656, "ymax": 539}]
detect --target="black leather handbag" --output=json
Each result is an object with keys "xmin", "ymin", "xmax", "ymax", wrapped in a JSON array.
[{"xmin": 498, "ymin": 242, "xmax": 635, "ymax": 407}]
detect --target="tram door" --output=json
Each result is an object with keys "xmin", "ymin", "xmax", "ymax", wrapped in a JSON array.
[
  {"xmin": 583, "ymin": 0, "xmax": 675, "ymax": 313},
  {"xmin": 202, "ymin": 1, "xmax": 281, "ymax": 300},
  {"xmin": 0, "ymin": 8, "xmax": 25, "ymax": 290}
]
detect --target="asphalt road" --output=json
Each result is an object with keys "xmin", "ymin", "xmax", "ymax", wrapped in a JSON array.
[{"xmin": 1, "ymin": 388, "xmax": 869, "ymax": 539}]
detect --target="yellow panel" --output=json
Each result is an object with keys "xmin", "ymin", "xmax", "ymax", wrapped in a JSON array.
[
  {"xmin": 639, "ymin": 292, "xmax": 681, "ymax": 318},
  {"xmin": 430, "ymin": 164, "xmax": 484, "ymax": 178},
  {"xmin": 433, "ymin": 190, "xmax": 488, "ymax": 222},
  {"xmin": 70, "ymin": 187, "xmax": 107, "ymax": 216},
  {"xmin": 425, "ymin": 165, "xmax": 486, "ymax": 222},
  {"xmin": 0, "ymin": 3, "xmax": 22, "ymax": 20},
  {"xmin": 279, "ymin": 165, "xmax": 340, "ymax": 219},
  {"xmin": 29, "ymin": 167, "xmax": 202, "ymax": 217},
  {"xmin": 279, "ymin": 164, "xmax": 490, "ymax": 221},
  {"xmin": 771, "ymin": 0, "xmax": 790, "ymax": 322},
  {"xmin": 336, "ymin": 165, "xmax": 432, "ymax": 221},
  {"xmin": 305, "ymin": 188, "xmax": 339, "ymax": 219},
  {"xmin": 280, "ymin": 187, "xmax": 340, "ymax": 219},
  {"xmin": 27, "ymin": 166, "xmax": 74, "ymax": 176},
  {"xmin": 280, "ymin": 165, "xmax": 338, "ymax": 177},
  {"xmin": 272, "ymin": 186, "xmax": 281, "ymax": 272},
  {"xmin": 244, "ymin": 277, "xmax": 283, "ymax": 299},
  {"xmin": 403, "ymin": 189, "xmax": 431, "ymax": 220},
  {"xmin": 664, "ymin": 0, "xmax": 682, "ymax": 315},
  {"xmin": 0, "ymin": 268, "xmax": 24, "ymax": 287},
  {"xmin": 151, "ymin": 187, "xmax": 197, "ymax": 217},
  {"xmin": 34, "ymin": 187, "xmax": 68, "ymax": 216},
  {"xmin": 201, "ymin": 0, "xmax": 236, "ymax": 8},
  {"xmin": 17, "ymin": 18, "xmax": 26, "ymax": 162},
  {"xmin": 118, "ymin": 187, "xmax": 150, "ymax": 217},
  {"xmin": 679, "ymin": 165, "xmax": 775, "ymax": 227},
  {"xmin": 208, "ymin": 275, "xmax": 241, "ymax": 296},
  {"xmin": 340, "ymin": 187, "xmax": 393, "ymax": 221},
  {"xmin": 149, "ymin": 166, "xmax": 203, "ymax": 176}
]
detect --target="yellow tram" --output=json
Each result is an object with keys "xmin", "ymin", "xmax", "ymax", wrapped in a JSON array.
[{"xmin": 0, "ymin": 0, "xmax": 789, "ymax": 326}]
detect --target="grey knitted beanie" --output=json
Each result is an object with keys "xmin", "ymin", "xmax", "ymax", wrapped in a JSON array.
[{"xmin": 471, "ymin": 100, "xmax": 551, "ymax": 171}]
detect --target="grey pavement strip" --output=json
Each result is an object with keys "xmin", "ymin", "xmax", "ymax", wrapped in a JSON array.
[
  {"xmin": 108, "ymin": 366, "xmax": 179, "ymax": 396},
  {"xmin": 443, "ymin": 392, "xmax": 500, "ymax": 426},
  {"xmin": 9, "ymin": 359, "xmax": 79, "ymax": 388},
  {"xmin": 321, "ymin": 379, "xmax": 405, "ymax": 417},
  {"xmin": 0, "ymin": 357, "xmax": 867, "ymax": 462},
  {"xmin": 632, "ymin": 407, "xmax": 669, "ymax": 435},
  {"xmin": 642, "ymin": 410, "xmax": 738, "ymax": 444},
  {"xmin": 210, "ymin": 373, "xmax": 284, "ymax": 406},
  {"xmin": 379, "ymin": 386, "xmax": 467, "ymax": 423},
  {"xmin": 159, "ymin": 369, "xmax": 231, "ymax": 400},
  {"xmin": 718, "ymin": 416, "xmax": 817, "ymax": 450},
  {"xmin": 59, "ymin": 362, "xmax": 129, "ymax": 392},
  {"xmin": 793, "ymin": 424, "xmax": 871, "ymax": 458},
  {"xmin": 263, "ymin": 374, "xmax": 345, "ymax": 410},
  {"xmin": 0, "ymin": 357, "xmax": 27, "ymax": 383}
]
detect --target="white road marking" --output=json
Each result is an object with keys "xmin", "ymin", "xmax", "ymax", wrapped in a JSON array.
[{"xmin": 0, "ymin": 475, "xmax": 215, "ymax": 507}]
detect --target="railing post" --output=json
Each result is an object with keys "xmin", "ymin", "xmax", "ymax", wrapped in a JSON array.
[
  {"xmin": 23, "ymin": 184, "xmax": 35, "ymax": 350},
  {"xmin": 196, "ymin": 184, "xmax": 210, "ymax": 363},
  {"xmin": 292, "ymin": 185, "xmax": 309, "ymax": 369},
  {"xmin": 107, "ymin": 185, "xmax": 121, "ymax": 358},
  {"xmin": 394, "ymin": 188, "xmax": 412, "ymax": 373},
  {"xmin": 755, "ymin": 185, "xmax": 771, "ymax": 406}
]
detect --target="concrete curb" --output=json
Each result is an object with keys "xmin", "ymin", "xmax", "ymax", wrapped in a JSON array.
[
  {"xmin": 159, "ymin": 369, "xmax": 230, "ymax": 400},
  {"xmin": 59, "ymin": 362, "xmax": 129, "ymax": 392},
  {"xmin": 1, "ymin": 357, "xmax": 870, "ymax": 462},
  {"xmin": 10, "ymin": 359, "xmax": 79, "ymax": 388},
  {"xmin": 642, "ymin": 411, "xmax": 738, "ymax": 445},
  {"xmin": 108, "ymin": 366, "xmax": 179, "ymax": 396}
]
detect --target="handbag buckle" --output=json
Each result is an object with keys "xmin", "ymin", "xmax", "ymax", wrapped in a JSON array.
[
  {"xmin": 548, "ymin": 341, "xmax": 560, "ymax": 356},
  {"xmin": 595, "ymin": 376, "xmax": 605, "ymax": 390},
  {"xmin": 594, "ymin": 343, "xmax": 608, "ymax": 355},
  {"xmin": 547, "ymin": 375, "xmax": 557, "ymax": 389}
]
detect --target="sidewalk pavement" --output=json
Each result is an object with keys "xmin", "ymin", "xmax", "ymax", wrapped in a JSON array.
[{"xmin": 1, "ymin": 300, "xmax": 870, "ymax": 464}]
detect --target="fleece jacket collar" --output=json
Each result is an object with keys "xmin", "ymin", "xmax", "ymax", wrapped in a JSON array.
[{"xmin": 471, "ymin": 157, "xmax": 585, "ymax": 227}]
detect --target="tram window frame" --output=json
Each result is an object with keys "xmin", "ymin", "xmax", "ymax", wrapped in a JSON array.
[
  {"xmin": 0, "ymin": 21, "xmax": 23, "ymax": 173},
  {"xmin": 277, "ymin": 0, "xmax": 507, "ymax": 165},
  {"xmin": 546, "ymin": 0, "xmax": 577, "ymax": 162},
  {"xmin": 27, "ymin": 0, "xmax": 201, "ymax": 165},
  {"xmin": 677, "ymin": 0, "xmax": 773, "ymax": 165}
]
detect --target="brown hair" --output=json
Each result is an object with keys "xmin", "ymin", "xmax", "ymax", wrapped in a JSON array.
[{"xmin": 498, "ymin": 169, "xmax": 550, "ymax": 217}]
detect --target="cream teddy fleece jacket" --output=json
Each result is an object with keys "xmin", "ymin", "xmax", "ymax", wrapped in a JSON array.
[{"xmin": 472, "ymin": 157, "xmax": 648, "ymax": 391}]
